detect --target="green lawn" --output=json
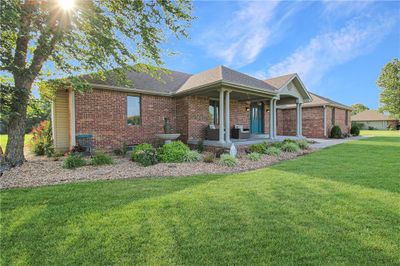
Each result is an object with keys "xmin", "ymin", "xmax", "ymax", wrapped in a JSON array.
[
  {"xmin": 0, "ymin": 134, "xmax": 32, "ymax": 151},
  {"xmin": 1, "ymin": 134, "xmax": 399, "ymax": 265},
  {"xmin": 360, "ymin": 129, "xmax": 400, "ymax": 137}
]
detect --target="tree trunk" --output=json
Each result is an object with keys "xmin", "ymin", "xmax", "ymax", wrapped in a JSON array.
[{"xmin": 4, "ymin": 78, "xmax": 31, "ymax": 167}]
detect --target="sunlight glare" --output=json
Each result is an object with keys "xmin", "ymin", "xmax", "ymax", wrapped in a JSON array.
[{"xmin": 58, "ymin": 0, "xmax": 74, "ymax": 10}]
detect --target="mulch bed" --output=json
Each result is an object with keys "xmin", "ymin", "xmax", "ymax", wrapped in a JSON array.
[{"xmin": 1, "ymin": 149, "xmax": 314, "ymax": 189}]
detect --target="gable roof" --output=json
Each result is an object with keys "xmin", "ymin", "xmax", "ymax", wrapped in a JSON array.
[
  {"xmin": 264, "ymin": 73, "xmax": 296, "ymax": 89},
  {"xmin": 352, "ymin": 110, "xmax": 397, "ymax": 121},
  {"xmin": 306, "ymin": 92, "xmax": 352, "ymax": 110},
  {"xmin": 277, "ymin": 92, "xmax": 352, "ymax": 110},
  {"xmin": 177, "ymin": 66, "xmax": 277, "ymax": 94}
]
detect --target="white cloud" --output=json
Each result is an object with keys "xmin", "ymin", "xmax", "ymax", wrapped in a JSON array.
[
  {"xmin": 199, "ymin": 1, "xmax": 280, "ymax": 67},
  {"xmin": 264, "ymin": 15, "xmax": 396, "ymax": 86},
  {"xmin": 322, "ymin": 0, "xmax": 374, "ymax": 17}
]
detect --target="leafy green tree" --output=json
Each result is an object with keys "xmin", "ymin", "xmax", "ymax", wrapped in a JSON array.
[
  {"xmin": 0, "ymin": 0, "xmax": 193, "ymax": 166},
  {"xmin": 377, "ymin": 58, "xmax": 400, "ymax": 119},
  {"xmin": 351, "ymin": 103, "xmax": 369, "ymax": 115},
  {"xmin": 0, "ymin": 95, "xmax": 51, "ymax": 134}
]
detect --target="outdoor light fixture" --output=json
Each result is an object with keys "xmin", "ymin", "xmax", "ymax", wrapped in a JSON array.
[{"xmin": 246, "ymin": 107, "xmax": 250, "ymax": 112}]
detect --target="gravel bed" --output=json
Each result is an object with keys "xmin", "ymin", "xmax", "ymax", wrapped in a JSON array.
[{"xmin": 1, "ymin": 150, "xmax": 314, "ymax": 189}]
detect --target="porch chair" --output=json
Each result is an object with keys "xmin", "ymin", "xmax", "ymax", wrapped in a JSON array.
[{"xmin": 231, "ymin": 125, "xmax": 250, "ymax": 139}]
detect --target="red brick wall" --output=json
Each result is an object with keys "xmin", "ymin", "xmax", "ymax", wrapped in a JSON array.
[
  {"xmin": 277, "ymin": 108, "xmax": 297, "ymax": 136},
  {"xmin": 302, "ymin": 107, "xmax": 325, "ymax": 138},
  {"xmin": 327, "ymin": 107, "xmax": 350, "ymax": 136},
  {"xmin": 187, "ymin": 96, "xmax": 209, "ymax": 140},
  {"xmin": 230, "ymin": 100, "xmax": 250, "ymax": 130},
  {"xmin": 75, "ymin": 89, "xmax": 176, "ymax": 150}
]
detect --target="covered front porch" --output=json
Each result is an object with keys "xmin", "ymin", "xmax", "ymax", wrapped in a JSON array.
[{"xmin": 182, "ymin": 85, "xmax": 305, "ymax": 147}]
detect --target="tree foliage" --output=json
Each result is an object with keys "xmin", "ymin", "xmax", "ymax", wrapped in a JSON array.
[
  {"xmin": 351, "ymin": 103, "xmax": 369, "ymax": 115},
  {"xmin": 377, "ymin": 58, "xmax": 400, "ymax": 119},
  {"xmin": 0, "ymin": 0, "xmax": 193, "ymax": 166}
]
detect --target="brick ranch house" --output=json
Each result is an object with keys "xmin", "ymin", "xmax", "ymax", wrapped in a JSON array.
[
  {"xmin": 51, "ymin": 66, "xmax": 351, "ymax": 151},
  {"xmin": 351, "ymin": 110, "xmax": 399, "ymax": 130},
  {"xmin": 267, "ymin": 74, "xmax": 352, "ymax": 138}
]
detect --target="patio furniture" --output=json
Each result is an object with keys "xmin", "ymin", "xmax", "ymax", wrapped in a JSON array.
[
  {"xmin": 75, "ymin": 134, "xmax": 93, "ymax": 155},
  {"xmin": 206, "ymin": 125, "xmax": 220, "ymax": 140},
  {"xmin": 231, "ymin": 125, "xmax": 250, "ymax": 139}
]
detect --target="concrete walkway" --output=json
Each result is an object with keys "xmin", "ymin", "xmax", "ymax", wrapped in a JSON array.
[{"xmin": 309, "ymin": 136, "xmax": 368, "ymax": 149}]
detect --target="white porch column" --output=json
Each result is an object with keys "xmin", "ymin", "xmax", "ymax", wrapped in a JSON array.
[
  {"xmin": 219, "ymin": 89, "xmax": 225, "ymax": 143},
  {"xmin": 269, "ymin": 99, "xmax": 274, "ymax": 139},
  {"xmin": 296, "ymin": 102, "xmax": 302, "ymax": 137},
  {"xmin": 225, "ymin": 90, "xmax": 231, "ymax": 143},
  {"xmin": 273, "ymin": 99, "xmax": 277, "ymax": 138}
]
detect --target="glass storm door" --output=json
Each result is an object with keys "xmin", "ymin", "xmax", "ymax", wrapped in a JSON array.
[{"xmin": 250, "ymin": 102, "xmax": 263, "ymax": 134}]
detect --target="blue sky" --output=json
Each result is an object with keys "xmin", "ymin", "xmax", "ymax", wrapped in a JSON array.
[{"xmin": 160, "ymin": 0, "xmax": 400, "ymax": 109}]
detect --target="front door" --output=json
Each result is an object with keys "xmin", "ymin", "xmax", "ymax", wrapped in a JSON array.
[{"xmin": 250, "ymin": 102, "xmax": 263, "ymax": 134}]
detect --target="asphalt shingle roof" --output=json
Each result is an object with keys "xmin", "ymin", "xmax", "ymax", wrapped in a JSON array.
[
  {"xmin": 352, "ymin": 110, "xmax": 397, "ymax": 121},
  {"xmin": 177, "ymin": 66, "xmax": 277, "ymax": 94},
  {"xmin": 264, "ymin": 73, "xmax": 296, "ymax": 89}
]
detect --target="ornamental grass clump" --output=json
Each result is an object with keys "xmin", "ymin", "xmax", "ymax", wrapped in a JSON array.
[
  {"xmin": 296, "ymin": 140, "xmax": 310, "ymax": 150},
  {"xmin": 90, "ymin": 152, "xmax": 113, "ymax": 166},
  {"xmin": 249, "ymin": 143, "xmax": 268, "ymax": 154},
  {"xmin": 183, "ymin": 150, "xmax": 201, "ymax": 162},
  {"xmin": 247, "ymin": 152, "xmax": 262, "ymax": 161},
  {"xmin": 157, "ymin": 141, "xmax": 189, "ymax": 163},
  {"xmin": 281, "ymin": 142, "xmax": 300, "ymax": 153},
  {"xmin": 265, "ymin": 147, "xmax": 281, "ymax": 156},
  {"xmin": 203, "ymin": 154, "xmax": 215, "ymax": 163},
  {"xmin": 219, "ymin": 154, "xmax": 238, "ymax": 167},
  {"xmin": 63, "ymin": 153, "xmax": 86, "ymax": 169}
]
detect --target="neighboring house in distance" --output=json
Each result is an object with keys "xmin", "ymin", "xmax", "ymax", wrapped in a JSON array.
[
  {"xmin": 264, "ymin": 75, "xmax": 352, "ymax": 138},
  {"xmin": 352, "ymin": 110, "xmax": 399, "ymax": 130},
  {"xmin": 51, "ymin": 66, "xmax": 348, "ymax": 152}
]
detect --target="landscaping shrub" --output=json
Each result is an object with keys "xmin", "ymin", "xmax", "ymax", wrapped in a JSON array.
[
  {"xmin": 265, "ymin": 147, "xmax": 281, "ymax": 156},
  {"xmin": 249, "ymin": 143, "xmax": 267, "ymax": 154},
  {"xmin": 247, "ymin": 152, "xmax": 262, "ymax": 161},
  {"xmin": 136, "ymin": 149, "xmax": 158, "ymax": 166},
  {"xmin": 270, "ymin": 141, "xmax": 283, "ymax": 149},
  {"xmin": 131, "ymin": 143, "xmax": 153, "ymax": 161},
  {"xmin": 63, "ymin": 153, "xmax": 86, "ymax": 169},
  {"xmin": 296, "ymin": 140, "xmax": 310, "ymax": 150},
  {"xmin": 183, "ymin": 150, "xmax": 201, "ymax": 162},
  {"xmin": 219, "ymin": 154, "xmax": 238, "ymax": 167},
  {"xmin": 31, "ymin": 120, "xmax": 54, "ymax": 156},
  {"xmin": 203, "ymin": 154, "xmax": 214, "ymax": 163},
  {"xmin": 283, "ymin": 138, "xmax": 297, "ymax": 144},
  {"xmin": 113, "ymin": 142, "xmax": 129, "ymax": 157},
  {"xmin": 368, "ymin": 126, "xmax": 375, "ymax": 130},
  {"xmin": 157, "ymin": 141, "xmax": 189, "ymax": 163},
  {"xmin": 350, "ymin": 125, "xmax": 360, "ymax": 136},
  {"xmin": 90, "ymin": 152, "xmax": 113, "ymax": 166},
  {"xmin": 330, "ymin": 125, "xmax": 342, "ymax": 138},
  {"xmin": 281, "ymin": 142, "xmax": 300, "ymax": 153},
  {"xmin": 196, "ymin": 140, "xmax": 205, "ymax": 153}
]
